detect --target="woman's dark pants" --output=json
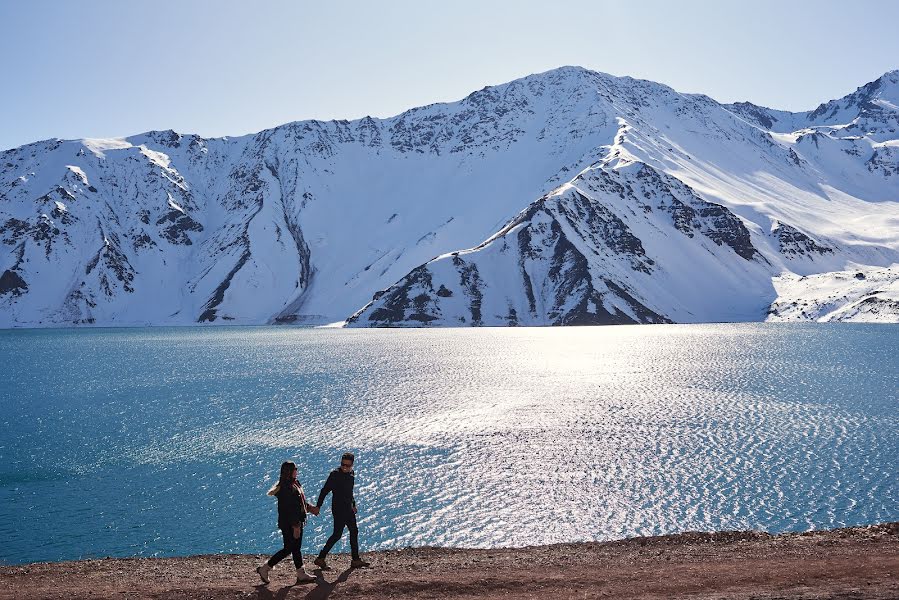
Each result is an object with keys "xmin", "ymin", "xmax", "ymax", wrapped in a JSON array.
[
  {"xmin": 268, "ymin": 525, "xmax": 304, "ymax": 569},
  {"xmin": 318, "ymin": 511, "xmax": 359, "ymax": 560}
]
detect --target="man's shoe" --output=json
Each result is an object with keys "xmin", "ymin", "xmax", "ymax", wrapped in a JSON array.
[
  {"xmin": 256, "ymin": 563, "xmax": 271, "ymax": 584},
  {"xmin": 295, "ymin": 568, "xmax": 316, "ymax": 584},
  {"xmin": 350, "ymin": 558, "xmax": 371, "ymax": 568},
  {"xmin": 313, "ymin": 556, "xmax": 331, "ymax": 570}
]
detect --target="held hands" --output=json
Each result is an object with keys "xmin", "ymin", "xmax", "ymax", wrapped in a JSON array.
[{"xmin": 308, "ymin": 505, "xmax": 320, "ymax": 516}]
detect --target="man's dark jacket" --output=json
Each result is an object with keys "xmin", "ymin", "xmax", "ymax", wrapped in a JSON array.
[{"xmin": 316, "ymin": 469, "xmax": 356, "ymax": 515}]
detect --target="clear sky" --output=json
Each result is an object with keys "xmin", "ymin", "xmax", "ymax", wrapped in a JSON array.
[{"xmin": 2, "ymin": 0, "xmax": 898, "ymax": 151}]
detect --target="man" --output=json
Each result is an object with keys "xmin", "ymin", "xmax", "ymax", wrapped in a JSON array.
[{"xmin": 313, "ymin": 452, "xmax": 371, "ymax": 569}]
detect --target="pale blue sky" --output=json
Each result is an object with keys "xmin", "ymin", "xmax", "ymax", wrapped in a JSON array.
[{"xmin": 2, "ymin": 0, "xmax": 898, "ymax": 151}]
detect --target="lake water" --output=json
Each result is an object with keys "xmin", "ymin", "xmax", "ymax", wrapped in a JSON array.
[{"xmin": 0, "ymin": 324, "xmax": 896, "ymax": 565}]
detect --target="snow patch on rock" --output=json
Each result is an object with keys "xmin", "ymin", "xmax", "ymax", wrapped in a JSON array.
[{"xmin": 768, "ymin": 266, "xmax": 899, "ymax": 322}]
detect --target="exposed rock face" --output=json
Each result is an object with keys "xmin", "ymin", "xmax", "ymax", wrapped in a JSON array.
[
  {"xmin": 771, "ymin": 221, "xmax": 834, "ymax": 258},
  {"xmin": 156, "ymin": 209, "xmax": 204, "ymax": 246},
  {"xmin": 0, "ymin": 269, "xmax": 27, "ymax": 297},
  {"xmin": 1, "ymin": 67, "xmax": 898, "ymax": 327}
]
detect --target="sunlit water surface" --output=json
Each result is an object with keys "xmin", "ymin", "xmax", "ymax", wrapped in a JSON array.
[{"xmin": 1, "ymin": 324, "xmax": 896, "ymax": 565}]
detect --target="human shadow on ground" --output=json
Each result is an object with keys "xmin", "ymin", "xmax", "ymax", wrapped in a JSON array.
[
  {"xmin": 252, "ymin": 582, "xmax": 297, "ymax": 600},
  {"xmin": 304, "ymin": 567, "xmax": 354, "ymax": 600},
  {"xmin": 247, "ymin": 566, "xmax": 354, "ymax": 599}
]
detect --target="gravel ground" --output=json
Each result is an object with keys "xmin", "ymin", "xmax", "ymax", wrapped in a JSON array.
[{"xmin": 1, "ymin": 523, "xmax": 896, "ymax": 599}]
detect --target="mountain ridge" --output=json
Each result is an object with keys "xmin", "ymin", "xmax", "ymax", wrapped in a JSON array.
[
  {"xmin": 2, "ymin": 67, "xmax": 897, "ymax": 327},
  {"xmin": 10, "ymin": 66, "xmax": 899, "ymax": 157}
]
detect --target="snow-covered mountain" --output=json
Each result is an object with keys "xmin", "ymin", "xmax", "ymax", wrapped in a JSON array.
[{"xmin": 2, "ymin": 67, "xmax": 898, "ymax": 327}]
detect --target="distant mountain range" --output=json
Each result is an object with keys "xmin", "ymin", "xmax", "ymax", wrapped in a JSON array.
[{"xmin": 2, "ymin": 67, "xmax": 898, "ymax": 327}]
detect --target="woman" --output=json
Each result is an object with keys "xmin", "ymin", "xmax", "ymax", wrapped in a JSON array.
[{"xmin": 256, "ymin": 461, "xmax": 319, "ymax": 585}]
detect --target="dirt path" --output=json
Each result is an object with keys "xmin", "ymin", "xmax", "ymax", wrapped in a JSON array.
[{"xmin": 2, "ymin": 523, "xmax": 897, "ymax": 599}]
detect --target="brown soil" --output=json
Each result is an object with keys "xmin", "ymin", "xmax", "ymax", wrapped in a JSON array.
[{"xmin": 2, "ymin": 523, "xmax": 897, "ymax": 599}]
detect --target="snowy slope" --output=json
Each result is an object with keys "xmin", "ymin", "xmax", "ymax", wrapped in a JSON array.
[
  {"xmin": 2, "ymin": 67, "xmax": 898, "ymax": 327},
  {"xmin": 768, "ymin": 266, "xmax": 899, "ymax": 323}
]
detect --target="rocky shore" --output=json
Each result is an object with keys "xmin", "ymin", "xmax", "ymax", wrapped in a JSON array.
[{"xmin": 2, "ymin": 523, "xmax": 896, "ymax": 599}]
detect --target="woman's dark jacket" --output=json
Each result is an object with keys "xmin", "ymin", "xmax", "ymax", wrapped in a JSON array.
[{"xmin": 275, "ymin": 483, "xmax": 308, "ymax": 529}]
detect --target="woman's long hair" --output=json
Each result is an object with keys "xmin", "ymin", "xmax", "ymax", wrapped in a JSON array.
[{"xmin": 267, "ymin": 461, "xmax": 297, "ymax": 496}]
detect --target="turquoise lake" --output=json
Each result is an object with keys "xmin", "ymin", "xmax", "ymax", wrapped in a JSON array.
[{"xmin": 0, "ymin": 323, "xmax": 897, "ymax": 565}]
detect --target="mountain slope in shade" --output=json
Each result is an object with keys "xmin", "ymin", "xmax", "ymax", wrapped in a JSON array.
[{"xmin": 1, "ymin": 67, "xmax": 898, "ymax": 327}]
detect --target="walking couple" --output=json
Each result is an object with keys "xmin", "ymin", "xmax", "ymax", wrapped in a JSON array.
[{"xmin": 256, "ymin": 452, "xmax": 370, "ymax": 585}]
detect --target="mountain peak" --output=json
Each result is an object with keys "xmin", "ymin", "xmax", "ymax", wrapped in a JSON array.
[
  {"xmin": 802, "ymin": 68, "xmax": 899, "ymax": 137},
  {"xmin": 835, "ymin": 69, "xmax": 899, "ymax": 106}
]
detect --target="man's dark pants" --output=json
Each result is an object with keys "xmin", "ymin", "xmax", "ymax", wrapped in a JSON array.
[{"xmin": 318, "ymin": 510, "xmax": 359, "ymax": 560}]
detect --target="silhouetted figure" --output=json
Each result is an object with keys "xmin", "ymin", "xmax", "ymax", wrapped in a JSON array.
[
  {"xmin": 257, "ymin": 461, "xmax": 319, "ymax": 585},
  {"xmin": 313, "ymin": 452, "xmax": 371, "ymax": 569}
]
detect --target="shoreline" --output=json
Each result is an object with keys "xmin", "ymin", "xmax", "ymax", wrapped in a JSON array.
[
  {"xmin": 2, "ymin": 523, "xmax": 897, "ymax": 599},
  {"xmin": 3, "ymin": 321, "xmax": 898, "ymax": 332}
]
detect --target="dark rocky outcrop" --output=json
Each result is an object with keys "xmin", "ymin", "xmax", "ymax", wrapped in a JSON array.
[
  {"xmin": 156, "ymin": 209, "xmax": 203, "ymax": 245},
  {"xmin": 695, "ymin": 203, "xmax": 759, "ymax": 261},
  {"xmin": 349, "ymin": 265, "xmax": 441, "ymax": 325},
  {"xmin": 772, "ymin": 221, "xmax": 834, "ymax": 258},
  {"xmin": 453, "ymin": 255, "xmax": 484, "ymax": 326},
  {"xmin": 0, "ymin": 269, "xmax": 27, "ymax": 297},
  {"xmin": 85, "ymin": 235, "xmax": 136, "ymax": 296}
]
